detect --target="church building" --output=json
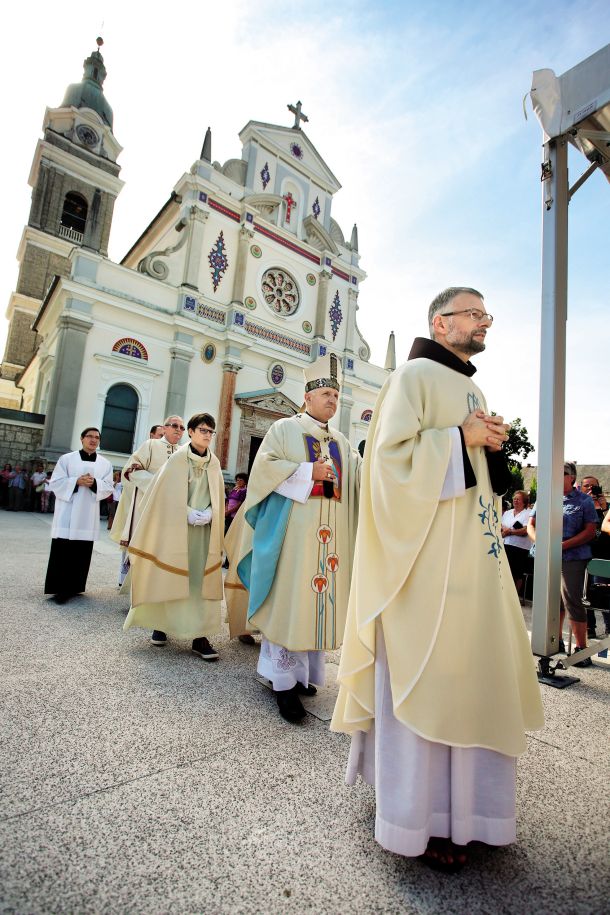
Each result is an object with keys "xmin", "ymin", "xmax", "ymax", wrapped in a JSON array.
[{"xmin": 0, "ymin": 41, "xmax": 393, "ymax": 473}]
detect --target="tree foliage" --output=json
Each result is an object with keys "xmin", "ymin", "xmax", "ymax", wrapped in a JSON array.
[{"xmin": 503, "ymin": 418, "xmax": 535, "ymax": 471}]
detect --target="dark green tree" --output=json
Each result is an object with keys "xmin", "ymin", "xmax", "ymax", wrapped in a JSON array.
[{"xmin": 503, "ymin": 418, "xmax": 535, "ymax": 471}]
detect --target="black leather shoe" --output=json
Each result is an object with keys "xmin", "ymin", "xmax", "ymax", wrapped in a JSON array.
[
  {"xmin": 295, "ymin": 682, "xmax": 317, "ymax": 696},
  {"xmin": 151, "ymin": 630, "xmax": 167, "ymax": 646},
  {"xmin": 276, "ymin": 688, "xmax": 306, "ymax": 723},
  {"xmin": 572, "ymin": 647, "xmax": 593, "ymax": 668},
  {"xmin": 192, "ymin": 637, "xmax": 219, "ymax": 660},
  {"xmin": 54, "ymin": 593, "xmax": 73, "ymax": 605}
]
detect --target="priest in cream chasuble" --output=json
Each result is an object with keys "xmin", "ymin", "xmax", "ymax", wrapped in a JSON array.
[
  {"xmin": 331, "ymin": 288, "xmax": 543, "ymax": 870},
  {"xmin": 110, "ymin": 416, "xmax": 184, "ymax": 586},
  {"xmin": 225, "ymin": 354, "xmax": 360, "ymax": 722},
  {"xmin": 123, "ymin": 413, "xmax": 225, "ymax": 660}
]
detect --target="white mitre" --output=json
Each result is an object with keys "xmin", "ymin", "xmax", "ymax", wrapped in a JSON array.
[{"xmin": 303, "ymin": 352, "xmax": 343, "ymax": 392}]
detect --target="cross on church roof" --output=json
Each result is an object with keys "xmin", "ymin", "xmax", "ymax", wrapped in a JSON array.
[{"xmin": 287, "ymin": 100, "xmax": 309, "ymax": 130}]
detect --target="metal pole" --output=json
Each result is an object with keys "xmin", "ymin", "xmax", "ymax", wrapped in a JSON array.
[{"xmin": 530, "ymin": 136, "xmax": 569, "ymax": 657}]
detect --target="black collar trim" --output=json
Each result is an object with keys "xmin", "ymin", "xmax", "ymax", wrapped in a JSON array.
[
  {"xmin": 79, "ymin": 449, "xmax": 97, "ymax": 461},
  {"xmin": 408, "ymin": 337, "xmax": 477, "ymax": 378}
]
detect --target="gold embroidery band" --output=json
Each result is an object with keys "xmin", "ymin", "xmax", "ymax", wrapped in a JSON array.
[
  {"xmin": 224, "ymin": 581, "xmax": 247, "ymax": 591},
  {"xmin": 204, "ymin": 561, "xmax": 222, "ymax": 576},
  {"xmin": 127, "ymin": 547, "xmax": 189, "ymax": 577}
]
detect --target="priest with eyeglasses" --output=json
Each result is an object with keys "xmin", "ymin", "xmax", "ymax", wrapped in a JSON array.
[
  {"xmin": 225, "ymin": 353, "xmax": 361, "ymax": 722},
  {"xmin": 332, "ymin": 287, "xmax": 544, "ymax": 872},
  {"xmin": 44, "ymin": 427, "xmax": 114, "ymax": 604},
  {"xmin": 110, "ymin": 415, "xmax": 185, "ymax": 584},
  {"xmin": 123, "ymin": 413, "xmax": 225, "ymax": 661}
]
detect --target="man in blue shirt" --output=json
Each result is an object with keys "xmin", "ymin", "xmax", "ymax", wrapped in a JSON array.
[{"xmin": 527, "ymin": 461, "xmax": 597, "ymax": 666}]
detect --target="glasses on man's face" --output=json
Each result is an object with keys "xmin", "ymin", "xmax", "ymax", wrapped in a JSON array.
[
  {"xmin": 195, "ymin": 427, "xmax": 216, "ymax": 436},
  {"xmin": 84, "ymin": 435, "xmax": 100, "ymax": 440},
  {"xmin": 440, "ymin": 308, "xmax": 494, "ymax": 324},
  {"xmin": 167, "ymin": 423, "xmax": 185, "ymax": 431},
  {"xmin": 581, "ymin": 482, "xmax": 594, "ymax": 489}
]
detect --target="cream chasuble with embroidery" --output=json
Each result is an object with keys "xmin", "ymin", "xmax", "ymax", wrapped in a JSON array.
[
  {"xmin": 226, "ymin": 412, "xmax": 360, "ymax": 652},
  {"xmin": 331, "ymin": 355, "xmax": 543, "ymax": 758},
  {"xmin": 124, "ymin": 444, "xmax": 224, "ymax": 639}
]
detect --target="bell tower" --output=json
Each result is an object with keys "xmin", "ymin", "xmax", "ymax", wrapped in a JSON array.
[{"xmin": 0, "ymin": 38, "xmax": 123, "ymax": 405}]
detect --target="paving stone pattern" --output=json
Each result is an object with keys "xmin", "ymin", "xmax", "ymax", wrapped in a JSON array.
[{"xmin": 1, "ymin": 512, "xmax": 608, "ymax": 914}]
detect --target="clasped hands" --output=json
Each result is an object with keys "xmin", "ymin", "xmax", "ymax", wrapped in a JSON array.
[
  {"xmin": 461, "ymin": 410, "xmax": 509, "ymax": 452},
  {"xmin": 187, "ymin": 508, "xmax": 212, "ymax": 526},
  {"xmin": 76, "ymin": 473, "xmax": 95, "ymax": 488}
]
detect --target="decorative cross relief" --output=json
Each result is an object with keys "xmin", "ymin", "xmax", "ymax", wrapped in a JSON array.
[
  {"xmin": 287, "ymin": 100, "xmax": 309, "ymax": 129},
  {"xmin": 283, "ymin": 192, "xmax": 297, "ymax": 224}
]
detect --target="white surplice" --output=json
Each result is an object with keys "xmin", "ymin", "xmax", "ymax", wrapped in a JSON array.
[
  {"xmin": 345, "ymin": 429, "xmax": 517, "ymax": 856},
  {"xmin": 50, "ymin": 450, "xmax": 114, "ymax": 540}
]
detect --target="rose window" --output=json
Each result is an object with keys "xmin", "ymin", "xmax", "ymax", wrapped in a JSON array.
[{"xmin": 261, "ymin": 268, "xmax": 300, "ymax": 316}]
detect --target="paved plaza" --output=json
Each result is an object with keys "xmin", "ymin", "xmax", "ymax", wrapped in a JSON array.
[{"xmin": 0, "ymin": 511, "xmax": 608, "ymax": 914}]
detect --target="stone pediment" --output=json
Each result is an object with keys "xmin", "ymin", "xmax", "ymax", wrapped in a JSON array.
[
  {"xmin": 239, "ymin": 121, "xmax": 341, "ymax": 194},
  {"xmin": 244, "ymin": 193, "xmax": 283, "ymax": 217},
  {"xmin": 303, "ymin": 215, "xmax": 339, "ymax": 254},
  {"xmin": 235, "ymin": 389, "xmax": 300, "ymax": 417}
]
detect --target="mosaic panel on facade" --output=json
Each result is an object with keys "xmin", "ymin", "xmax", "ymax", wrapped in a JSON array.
[{"xmin": 244, "ymin": 320, "xmax": 311, "ymax": 355}]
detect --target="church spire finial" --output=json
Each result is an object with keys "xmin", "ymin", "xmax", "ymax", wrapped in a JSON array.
[
  {"xmin": 200, "ymin": 126, "xmax": 212, "ymax": 162},
  {"xmin": 384, "ymin": 331, "xmax": 396, "ymax": 372},
  {"xmin": 350, "ymin": 223, "xmax": 359, "ymax": 252},
  {"xmin": 96, "ymin": 36, "xmax": 104, "ymax": 48}
]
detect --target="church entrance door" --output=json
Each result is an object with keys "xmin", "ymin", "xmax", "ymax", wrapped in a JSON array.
[
  {"xmin": 234, "ymin": 390, "xmax": 300, "ymax": 475},
  {"xmin": 248, "ymin": 436, "xmax": 263, "ymax": 472}
]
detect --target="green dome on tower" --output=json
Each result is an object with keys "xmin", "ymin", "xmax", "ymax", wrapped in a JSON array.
[{"xmin": 61, "ymin": 39, "xmax": 114, "ymax": 129}]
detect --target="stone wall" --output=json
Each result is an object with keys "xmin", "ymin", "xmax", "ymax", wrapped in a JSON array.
[
  {"xmin": 16, "ymin": 246, "xmax": 71, "ymax": 301},
  {"xmin": 1, "ymin": 305, "xmax": 43, "ymax": 372},
  {"xmin": 0, "ymin": 410, "xmax": 46, "ymax": 469}
]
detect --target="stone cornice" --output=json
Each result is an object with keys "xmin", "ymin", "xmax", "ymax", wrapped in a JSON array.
[
  {"xmin": 93, "ymin": 351, "xmax": 163, "ymax": 377},
  {"xmin": 17, "ymin": 226, "xmax": 77, "ymax": 264},
  {"xmin": 29, "ymin": 139, "xmax": 125, "ymax": 197},
  {"xmin": 303, "ymin": 216, "xmax": 339, "ymax": 255}
]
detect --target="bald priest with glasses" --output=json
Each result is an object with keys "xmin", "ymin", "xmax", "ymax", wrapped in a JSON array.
[
  {"xmin": 110, "ymin": 415, "xmax": 185, "ymax": 553},
  {"xmin": 123, "ymin": 413, "xmax": 225, "ymax": 661},
  {"xmin": 332, "ymin": 287, "xmax": 544, "ymax": 872}
]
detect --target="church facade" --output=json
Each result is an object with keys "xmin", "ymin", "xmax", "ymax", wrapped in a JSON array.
[{"xmin": 0, "ymin": 43, "xmax": 391, "ymax": 474}]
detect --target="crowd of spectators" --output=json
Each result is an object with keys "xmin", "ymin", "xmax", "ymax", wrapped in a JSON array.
[
  {"xmin": 500, "ymin": 465, "xmax": 610, "ymax": 660},
  {"xmin": 0, "ymin": 461, "xmax": 55, "ymax": 513}
]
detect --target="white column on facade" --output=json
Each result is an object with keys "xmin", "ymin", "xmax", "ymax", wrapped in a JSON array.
[
  {"xmin": 231, "ymin": 225, "xmax": 255, "ymax": 305},
  {"xmin": 182, "ymin": 207, "xmax": 209, "ymax": 290},
  {"xmin": 165, "ymin": 342, "xmax": 195, "ymax": 420},
  {"xmin": 41, "ymin": 313, "xmax": 93, "ymax": 459},
  {"xmin": 314, "ymin": 267, "xmax": 332, "ymax": 338},
  {"xmin": 338, "ymin": 386, "xmax": 354, "ymax": 439}
]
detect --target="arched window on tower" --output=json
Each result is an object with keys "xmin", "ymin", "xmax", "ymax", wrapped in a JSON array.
[
  {"xmin": 100, "ymin": 383, "xmax": 138, "ymax": 454},
  {"xmin": 59, "ymin": 192, "xmax": 88, "ymax": 242}
]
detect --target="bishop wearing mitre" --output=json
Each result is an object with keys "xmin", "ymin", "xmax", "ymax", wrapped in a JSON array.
[{"xmin": 225, "ymin": 354, "xmax": 361, "ymax": 722}]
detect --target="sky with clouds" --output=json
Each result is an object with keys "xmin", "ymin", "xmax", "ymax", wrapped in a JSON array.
[{"xmin": 1, "ymin": 0, "xmax": 608, "ymax": 463}]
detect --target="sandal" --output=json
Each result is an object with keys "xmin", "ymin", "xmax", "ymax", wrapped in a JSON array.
[{"xmin": 419, "ymin": 838, "xmax": 467, "ymax": 874}]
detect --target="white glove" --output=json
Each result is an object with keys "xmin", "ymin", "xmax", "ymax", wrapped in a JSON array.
[
  {"xmin": 187, "ymin": 508, "xmax": 212, "ymax": 526},
  {"xmin": 198, "ymin": 508, "xmax": 212, "ymax": 526}
]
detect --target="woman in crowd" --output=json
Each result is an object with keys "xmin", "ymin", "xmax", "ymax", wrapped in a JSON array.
[{"xmin": 501, "ymin": 490, "xmax": 533, "ymax": 596}]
